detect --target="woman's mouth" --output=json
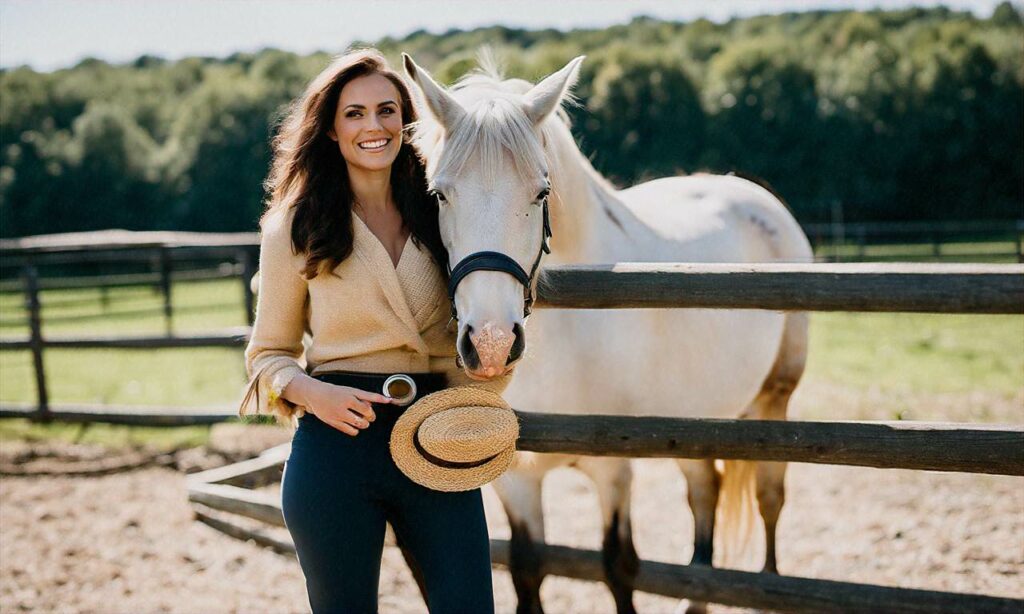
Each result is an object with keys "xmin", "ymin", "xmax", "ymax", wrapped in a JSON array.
[{"xmin": 357, "ymin": 138, "xmax": 391, "ymax": 152}]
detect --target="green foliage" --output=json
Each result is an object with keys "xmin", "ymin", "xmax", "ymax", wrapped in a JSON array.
[{"xmin": 1, "ymin": 6, "xmax": 1021, "ymax": 238}]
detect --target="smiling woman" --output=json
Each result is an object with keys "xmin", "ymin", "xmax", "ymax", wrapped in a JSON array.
[{"xmin": 238, "ymin": 48, "xmax": 509, "ymax": 613}]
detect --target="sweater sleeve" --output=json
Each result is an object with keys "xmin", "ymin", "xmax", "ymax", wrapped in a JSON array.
[{"xmin": 240, "ymin": 209, "xmax": 309, "ymax": 421}]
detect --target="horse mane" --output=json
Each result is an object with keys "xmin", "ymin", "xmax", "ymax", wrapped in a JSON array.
[{"xmin": 410, "ymin": 54, "xmax": 571, "ymax": 190}]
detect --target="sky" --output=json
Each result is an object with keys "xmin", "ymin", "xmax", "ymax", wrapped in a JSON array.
[{"xmin": 0, "ymin": 0, "xmax": 1009, "ymax": 72}]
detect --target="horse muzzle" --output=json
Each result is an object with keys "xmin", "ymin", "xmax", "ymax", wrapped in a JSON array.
[{"xmin": 458, "ymin": 322, "xmax": 526, "ymax": 379}]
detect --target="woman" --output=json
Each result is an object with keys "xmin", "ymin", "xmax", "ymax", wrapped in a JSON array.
[{"xmin": 241, "ymin": 49, "xmax": 507, "ymax": 613}]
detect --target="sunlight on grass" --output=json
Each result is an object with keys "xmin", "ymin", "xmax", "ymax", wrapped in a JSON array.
[
  {"xmin": 0, "ymin": 348, "xmax": 247, "ymax": 407},
  {"xmin": 805, "ymin": 312, "xmax": 1024, "ymax": 395},
  {"xmin": 0, "ymin": 418, "xmax": 211, "ymax": 450}
]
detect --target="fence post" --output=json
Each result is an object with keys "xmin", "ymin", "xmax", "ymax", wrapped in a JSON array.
[
  {"xmin": 239, "ymin": 249, "xmax": 256, "ymax": 326},
  {"xmin": 159, "ymin": 246, "xmax": 173, "ymax": 335},
  {"xmin": 22, "ymin": 265, "xmax": 50, "ymax": 422}
]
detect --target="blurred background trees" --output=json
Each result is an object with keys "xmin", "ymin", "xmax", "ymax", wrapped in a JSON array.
[{"xmin": 1, "ymin": 4, "xmax": 1021, "ymax": 237}]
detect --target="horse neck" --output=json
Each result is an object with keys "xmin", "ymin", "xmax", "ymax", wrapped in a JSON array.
[{"xmin": 543, "ymin": 118, "xmax": 638, "ymax": 264}]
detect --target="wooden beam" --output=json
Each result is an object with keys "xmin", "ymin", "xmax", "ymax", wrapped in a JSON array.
[
  {"xmin": 514, "ymin": 412, "xmax": 1024, "ymax": 476},
  {"xmin": 22, "ymin": 266, "xmax": 49, "ymax": 420},
  {"xmin": 535, "ymin": 263, "xmax": 1024, "ymax": 314},
  {"xmin": 3, "ymin": 402, "xmax": 1020, "ymax": 475},
  {"xmin": 186, "ymin": 482, "xmax": 285, "ymax": 528},
  {"xmin": 0, "ymin": 267, "xmax": 241, "ymax": 294},
  {"xmin": 187, "ymin": 444, "xmax": 288, "ymax": 488},
  {"xmin": 0, "ymin": 403, "xmax": 236, "ymax": 426},
  {"xmin": 488, "ymin": 541, "xmax": 1023, "ymax": 614},
  {"xmin": 0, "ymin": 327, "xmax": 251, "ymax": 350},
  {"xmin": 192, "ymin": 505, "xmax": 295, "ymax": 557}
]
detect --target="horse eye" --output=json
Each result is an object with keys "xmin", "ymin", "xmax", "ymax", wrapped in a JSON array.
[
  {"xmin": 535, "ymin": 187, "xmax": 550, "ymax": 203},
  {"xmin": 432, "ymin": 191, "xmax": 448, "ymax": 205}
]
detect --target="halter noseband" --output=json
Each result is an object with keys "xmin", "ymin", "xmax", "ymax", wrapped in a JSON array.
[{"xmin": 446, "ymin": 195, "xmax": 552, "ymax": 326}]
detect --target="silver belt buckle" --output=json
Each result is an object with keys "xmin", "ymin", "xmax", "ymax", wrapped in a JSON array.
[{"xmin": 383, "ymin": 374, "xmax": 417, "ymax": 406}]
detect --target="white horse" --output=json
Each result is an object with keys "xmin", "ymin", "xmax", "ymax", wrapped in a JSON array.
[{"xmin": 404, "ymin": 54, "xmax": 812, "ymax": 614}]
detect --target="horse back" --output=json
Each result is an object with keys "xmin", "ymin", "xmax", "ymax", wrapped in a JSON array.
[{"xmin": 616, "ymin": 174, "xmax": 813, "ymax": 265}]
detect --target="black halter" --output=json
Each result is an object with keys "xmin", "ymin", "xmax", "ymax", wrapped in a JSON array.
[{"xmin": 446, "ymin": 196, "xmax": 552, "ymax": 326}]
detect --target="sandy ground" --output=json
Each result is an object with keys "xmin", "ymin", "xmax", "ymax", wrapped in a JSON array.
[{"xmin": 2, "ymin": 386, "xmax": 1022, "ymax": 613}]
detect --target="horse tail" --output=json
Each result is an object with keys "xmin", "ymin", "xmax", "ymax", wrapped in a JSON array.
[{"xmin": 714, "ymin": 459, "xmax": 759, "ymax": 568}]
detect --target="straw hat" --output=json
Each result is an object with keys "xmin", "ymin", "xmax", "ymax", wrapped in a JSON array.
[{"xmin": 390, "ymin": 387, "xmax": 519, "ymax": 492}]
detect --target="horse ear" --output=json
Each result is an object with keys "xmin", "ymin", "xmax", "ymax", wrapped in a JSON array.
[
  {"xmin": 522, "ymin": 56, "xmax": 585, "ymax": 125},
  {"xmin": 402, "ymin": 53, "xmax": 465, "ymax": 130}
]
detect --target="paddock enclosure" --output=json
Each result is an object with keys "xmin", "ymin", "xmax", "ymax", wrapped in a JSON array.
[{"xmin": 1, "ymin": 232, "xmax": 1023, "ymax": 612}]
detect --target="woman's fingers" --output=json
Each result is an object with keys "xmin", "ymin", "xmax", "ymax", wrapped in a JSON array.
[
  {"xmin": 323, "ymin": 415, "xmax": 359, "ymax": 436},
  {"xmin": 352, "ymin": 389, "xmax": 393, "ymax": 405},
  {"xmin": 346, "ymin": 400, "xmax": 376, "ymax": 422},
  {"xmin": 343, "ymin": 407, "xmax": 372, "ymax": 429}
]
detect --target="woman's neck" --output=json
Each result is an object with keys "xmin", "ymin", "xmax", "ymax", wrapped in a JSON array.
[{"xmin": 347, "ymin": 164, "xmax": 394, "ymax": 213}]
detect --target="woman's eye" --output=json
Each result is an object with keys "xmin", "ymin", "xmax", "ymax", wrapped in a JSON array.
[
  {"xmin": 381, "ymin": 107, "xmax": 395, "ymax": 115},
  {"xmin": 346, "ymin": 111, "xmax": 361, "ymax": 118}
]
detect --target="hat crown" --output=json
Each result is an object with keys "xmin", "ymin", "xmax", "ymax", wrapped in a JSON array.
[
  {"xmin": 390, "ymin": 386, "xmax": 517, "ymax": 492},
  {"xmin": 419, "ymin": 407, "xmax": 519, "ymax": 463}
]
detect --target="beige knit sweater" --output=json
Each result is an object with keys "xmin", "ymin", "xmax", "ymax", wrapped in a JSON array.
[{"xmin": 241, "ymin": 205, "xmax": 509, "ymax": 424}]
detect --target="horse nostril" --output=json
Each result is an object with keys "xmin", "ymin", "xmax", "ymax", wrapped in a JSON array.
[
  {"xmin": 507, "ymin": 323, "xmax": 526, "ymax": 364},
  {"xmin": 459, "ymin": 325, "xmax": 481, "ymax": 370}
]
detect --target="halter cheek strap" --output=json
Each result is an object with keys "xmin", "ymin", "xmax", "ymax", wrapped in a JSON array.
[{"xmin": 447, "ymin": 197, "xmax": 552, "ymax": 325}]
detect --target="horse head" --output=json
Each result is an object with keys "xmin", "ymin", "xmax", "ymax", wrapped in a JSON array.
[{"xmin": 403, "ymin": 53, "xmax": 583, "ymax": 381}]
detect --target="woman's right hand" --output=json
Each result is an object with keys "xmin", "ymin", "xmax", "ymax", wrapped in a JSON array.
[{"xmin": 285, "ymin": 376, "xmax": 393, "ymax": 436}]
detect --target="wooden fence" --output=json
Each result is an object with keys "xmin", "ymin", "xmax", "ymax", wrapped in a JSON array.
[
  {"xmin": 1, "ymin": 262, "xmax": 1021, "ymax": 423},
  {"xmin": 1, "ymin": 233, "xmax": 1023, "ymax": 611},
  {"xmin": 803, "ymin": 218, "xmax": 1024, "ymax": 262}
]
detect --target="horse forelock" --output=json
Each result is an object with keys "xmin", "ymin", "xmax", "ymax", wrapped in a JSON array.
[{"xmin": 414, "ymin": 84, "xmax": 548, "ymax": 190}]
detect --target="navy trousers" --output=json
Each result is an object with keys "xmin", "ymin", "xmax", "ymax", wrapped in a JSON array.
[{"xmin": 281, "ymin": 378, "xmax": 494, "ymax": 614}]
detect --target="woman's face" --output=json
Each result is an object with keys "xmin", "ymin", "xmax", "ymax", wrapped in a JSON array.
[{"xmin": 329, "ymin": 73, "xmax": 404, "ymax": 173}]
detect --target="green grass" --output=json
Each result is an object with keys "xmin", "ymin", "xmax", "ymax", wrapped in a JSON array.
[
  {"xmin": 806, "ymin": 312, "xmax": 1024, "ymax": 395},
  {"xmin": 0, "ymin": 418, "xmax": 211, "ymax": 450},
  {"xmin": 814, "ymin": 240, "xmax": 1021, "ymax": 263},
  {"xmin": 0, "ymin": 347, "xmax": 247, "ymax": 407},
  {"xmin": 0, "ymin": 278, "xmax": 248, "ymax": 337}
]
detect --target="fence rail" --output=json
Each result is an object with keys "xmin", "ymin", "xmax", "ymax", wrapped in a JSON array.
[
  {"xmin": 536, "ymin": 263, "xmax": 1024, "ymax": 313},
  {"xmin": 515, "ymin": 412, "xmax": 1024, "ymax": 475},
  {"xmin": 2, "ymin": 263, "xmax": 1020, "ymax": 423}
]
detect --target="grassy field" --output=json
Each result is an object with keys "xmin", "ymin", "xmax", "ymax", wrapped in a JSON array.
[
  {"xmin": 0, "ymin": 255, "xmax": 1021, "ymax": 445},
  {"xmin": 813, "ymin": 240, "xmax": 1021, "ymax": 263}
]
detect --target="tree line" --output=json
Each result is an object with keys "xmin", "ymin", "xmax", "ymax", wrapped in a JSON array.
[{"xmin": 1, "ymin": 4, "xmax": 1021, "ymax": 238}]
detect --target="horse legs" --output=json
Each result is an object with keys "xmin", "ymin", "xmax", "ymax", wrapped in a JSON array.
[
  {"xmin": 675, "ymin": 458, "xmax": 719, "ymax": 614},
  {"xmin": 750, "ymin": 311, "xmax": 808, "ymax": 574},
  {"xmin": 576, "ymin": 457, "xmax": 639, "ymax": 614},
  {"xmin": 493, "ymin": 464, "xmax": 547, "ymax": 614}
]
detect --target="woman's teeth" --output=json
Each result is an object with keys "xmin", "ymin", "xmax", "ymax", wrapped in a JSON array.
[{"xmin": 358, "ymin": 139, "xmax": 390, "ymax": 150}]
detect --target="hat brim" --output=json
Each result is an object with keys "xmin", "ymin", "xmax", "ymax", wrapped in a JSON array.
[{"xmin": 390, "ymin": 387, "xmax": 517, "ymax": 492}]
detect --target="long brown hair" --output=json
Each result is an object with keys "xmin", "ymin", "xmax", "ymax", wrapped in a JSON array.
[{"xmin": 263, "ymin": 48, "xmax": 446, "ymax": 280}]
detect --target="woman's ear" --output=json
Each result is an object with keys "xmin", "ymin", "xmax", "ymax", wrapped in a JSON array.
[{"xmin": 327, "ymin": 128, "xmax": 338, "ymax": 142}]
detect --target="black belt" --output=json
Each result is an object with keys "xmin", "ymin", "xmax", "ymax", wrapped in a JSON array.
[{"xmin": 311, "ymin": 370, "xmax": 447, "ymax": 406}]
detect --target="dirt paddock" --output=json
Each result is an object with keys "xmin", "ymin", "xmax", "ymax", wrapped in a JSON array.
[{"xmin": 2, "ymin": 412, "xmax": 1021, "ymax": 614}]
